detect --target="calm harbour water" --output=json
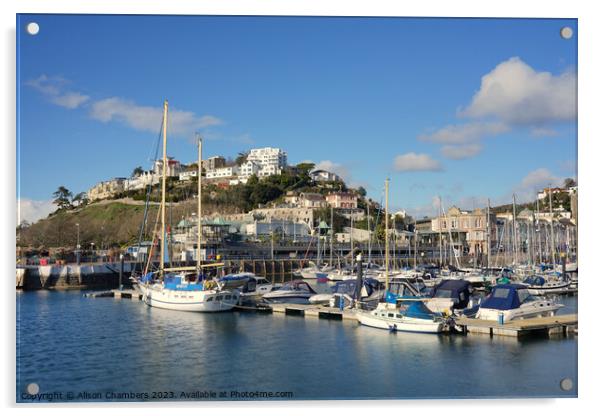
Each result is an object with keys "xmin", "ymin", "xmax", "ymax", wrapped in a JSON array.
[{"xmin": 16, "ymin": 287, "xmax": 577, "ymax": 402}]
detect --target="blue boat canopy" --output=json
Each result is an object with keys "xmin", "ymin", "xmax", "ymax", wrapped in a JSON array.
[
  {"xmin": 399, "ymin": 301, "xmax": 440, "ymax": 320},
  {"xmin": 480, "ymin": 284, "xmax": 529, "ymax": 310},
  {"xmin": 164, "ymin": 274, "xmax": 205, "ymax": 291},
  {"xmin": 432, "ymin": 279, "xmax": 472, "ymax": 309}
]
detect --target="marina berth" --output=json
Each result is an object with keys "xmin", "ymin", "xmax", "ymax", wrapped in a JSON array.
[
  {"xmin": 356, "ymin": 301, "xmax": 446, "ymax": 334},
  {"xmin": 476, "ymin": 283, "xmax": 563, "ymax": 322}
]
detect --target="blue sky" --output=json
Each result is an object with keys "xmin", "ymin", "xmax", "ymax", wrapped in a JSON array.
[{"xmin": 17, "ymin": 15, "xmax": 577, "ymax": 221}]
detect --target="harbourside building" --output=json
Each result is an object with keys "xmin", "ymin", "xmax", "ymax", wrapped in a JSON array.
[{"xmin": 432, "ymin": 206, "xmax": 497, "ymax": 255}]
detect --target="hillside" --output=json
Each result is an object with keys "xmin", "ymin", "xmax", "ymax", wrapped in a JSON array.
[{"xmin": 17, "ymin": 168, "xmax": 354, "ymax": 249}]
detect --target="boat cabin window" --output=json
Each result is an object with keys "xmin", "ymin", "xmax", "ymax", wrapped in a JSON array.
[
  {"xmin": 396, "ymin": 314, "xmax": 402, "ymax": 318},
  {"xmin": 225, "ymin": 295, "xmax": 231, "ymax": 300},
  {"xmin": 434, "ymin": 289, "xmax": 453, "ymax": 298},
  {"xmin": 216, "ymin": 296, "xmax": 223, "ymax": 301},
  {"xmin": 206, "ymin": 297, "xmax": 214, "ymax": 302},
  {"xmin": 492, "ymin": 288, "xmax": 510, "ymax": 298},
  {"xmin": 517, "ymin": 289, "xmax": 532, "ymax": 303},
  {"xmin": 388, "ymin": 313, "xmax": 394, "ymax": 318}
]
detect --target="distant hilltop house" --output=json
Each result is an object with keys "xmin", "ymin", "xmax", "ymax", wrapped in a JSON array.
[
  {"xmin": 201, "ymin": 156, "xmax": 226, "ymax": 171},
  {"xmin": 325, "ymin": 192, "xmax": 358, "ymax": 209},
  {"xmin": 205, "ymin": 147, "xmax": 288, "ymax": 185},
  {"xmin": 153, "ymin": 157, "xmax": 183, "ymax": 177},
  {"xmin": 87, "ymin": 177, "xmax": 127, "ymax": 201},
  {"xmin": 309, "ymin": 169, "xmax": 342, "ymax": 183},
  {"xmin": 537, "ymin": 185, "xmax": 577, "ymax": 200}
]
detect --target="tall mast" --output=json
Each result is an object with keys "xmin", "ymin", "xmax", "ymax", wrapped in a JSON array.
[
  {"xmin": 160, "ymin": 100, "xmax": 168, "ymax": 274},
  {"xmin": 385, "ymin": 178, "xmax": 390, "ymax": 292},
  {"xmin": 350, "ymin": 215, "xmax": 354, "ymax": 268},
  {"xmin": 512, "ymin": 194, "xmax": 518, "ymax": 265},
  {"xmin": 413, "ymin": 217, "xmax": 417, "ymax": 268},
  {"xmin": 329, "ymin": 206, "xmax": 334, "ymax": 267},
  {"xmin": 536, "ymin": 197, "xmax": 541, "ymax": 264},
  {"xmin": 486, "ymin": 198, "xmax": 491, "ymax": 269},
  {"xmin": 549, "ymin": 186, "xmax": 556, "ymax": 266},
  {"xmin": 438, "ymin": 195, "xmax": 443, "ymax": 267},
  {"xmin": 197, "ymin": 134, "xmax": 203, "ymax": 272},
  {"xmin": 367, "ymin": 202, "xmax": 372, "ymax": 264}
]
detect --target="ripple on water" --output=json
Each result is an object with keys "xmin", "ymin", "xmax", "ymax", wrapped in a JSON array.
[{"xmin": 16, "ymin": 291, "xmax": 578, "ymax": 400}]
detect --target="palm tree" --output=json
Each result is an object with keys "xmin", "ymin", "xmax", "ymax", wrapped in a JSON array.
[{"xmin": 132, "ymin": 166, "xmax": 144, "ymax": 177}]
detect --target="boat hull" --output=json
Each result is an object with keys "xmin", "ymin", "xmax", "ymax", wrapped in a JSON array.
[
  {"xmin": 140, "ymin": 285, "xmax": 238, "ymax": 312},
  {"xmin": 356, "ymin": 311, "xmax": 444, "ymax": 333}
]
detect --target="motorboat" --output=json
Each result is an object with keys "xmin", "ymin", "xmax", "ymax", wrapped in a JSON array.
[
  {"xmin": 295, "ymin": 262, "xmax": 332, "ymax": 280},
  {"xmin": 261, "ymin": 280, "xmax": 317, "ymax": 304},
  {"xmin": 309, "ymin": 278, "xmax": 384, "ymax": 309},
  {"xmin": 238, "ymin": 275, "xmax": 274, "ymax": 304},
  {"xmin": 218, "ymin": 272, "xmax": 253, "ymax": 289},
  {"xmin": 522, "ymin": 275, "xmax": 572, "ymax": 295},
  {"xmin": 476, "ymin": 283, "xmax": 563, "ymax": 321},
  {"xmin": 356, "ymin": 300, "xmax": 447, "ymax": 333},
  {"xmin": 425, "ymin": 279, "xmax": 481, "ymax": 317}
]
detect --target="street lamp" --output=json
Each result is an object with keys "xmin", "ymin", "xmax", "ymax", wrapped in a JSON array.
[{"xmin": 76, "ymin": 223, "xmax": 80, "ymax": 265}]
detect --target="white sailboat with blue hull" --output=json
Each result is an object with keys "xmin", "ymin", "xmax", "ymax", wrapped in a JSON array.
[{"xmin": 137, "ymin": 100, "xmax": 238, "ymax": 312}]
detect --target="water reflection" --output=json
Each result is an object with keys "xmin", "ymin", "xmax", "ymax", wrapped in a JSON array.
[{"xmin": 17, "ymin": 291, "xmax": 577, "ymax": 401}]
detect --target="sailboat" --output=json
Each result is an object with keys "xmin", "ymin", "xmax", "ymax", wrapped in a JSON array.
[
  {"xmin": 356, "ymin": 179, "xmax": 446, "ymax": 333},
  {"xmin": 136, "ymin": 100, "xmax": 239, "ymax": 312}
]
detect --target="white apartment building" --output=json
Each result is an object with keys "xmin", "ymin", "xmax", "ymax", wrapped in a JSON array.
[
  {"xmin": 178, "ymin": 170, "xmax": 198, "ymax": 181},
  {"xmin": 153, "ymin": 157, "xmax": 183, "ymax": 177},
  {"xmin": 125, "ymin": 171, "xmax": 159, "ymax": 191},
  {"xmin": 239, "ymin": 160, "xmax": 261, "ymax": 179},
  {"xmin": 206, "ymin": 166, "xmax": 239, "ymax": 180},
  {"xmin": 247, "ymin": 147, "xmax": 287, "ymax": 174}
]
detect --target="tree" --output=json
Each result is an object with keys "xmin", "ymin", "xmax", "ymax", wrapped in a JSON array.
[
  {"xmin": 563, "ymin": 178, "xmax": 576, "ymax": 189},
  {"xmin": 296, "ymin": 162, "xmax": 315, "ymax": 174},
  {"xmin": 53, "ymin": 186, "xmax": 73, "ymax": 210},
  {"xmin": 357, "ymin": 186, "xmax": 367, "ymax": 197},
  {"xmin": 235, "ymin": 151, "xmax": 249, "ymax": 166},
  {"xmin": 72, "ymin": 192, "xmax": 89, "ymax": 207},
  {"xmin": 132, "ymin": 166, "xmax": 144, "ymax": 177}
]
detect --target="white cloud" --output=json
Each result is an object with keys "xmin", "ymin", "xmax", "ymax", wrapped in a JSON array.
[
  {"xmin": 419, "ymin": 122, "xmax": 509, "ymax": 144},
  {"xmin": 26, "ymin": 74, "xmax": 89, "ymax": 109},
  {"xmin": 512, "ymin": 168, "xmax": 563, "ymax": 202},
  {"xmin": 440, "ymin": 143, "xmax": 483, "ymax": 160},
  {"xmin": 393, "ymin": 153, "xmax": 442, "ymax": 172},
  {"xmin": 17, "ymin": 198, "xmax": 56, "ymax": 224},
  {"xmin": 460, "ymin": 57, "xmax": 576, "ymax": 125},
  {"xmin": 530, "ymin": 127, "xmax": 560, "ymax": 138},
  {"xmin": 90, "ymin": 97, "xmax": 222, "ymax": 136},
  {"xmin": 51, "ymin": 92, "xmax": 90, "ymax": 109}
]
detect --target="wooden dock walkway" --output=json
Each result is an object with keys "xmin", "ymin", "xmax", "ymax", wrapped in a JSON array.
[
  {"xmin": 86, "ymin": 290, "xmax": 577, "ymax": 338},
  {"xmin": 269, "ymin": 303, "xmax": 358, "ymax": 321},
  {"xmin": 455, "ymin": 314, "xmax": 578, "ymax": 337}
]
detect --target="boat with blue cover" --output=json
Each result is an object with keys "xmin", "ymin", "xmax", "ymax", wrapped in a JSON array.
[
  {"xmin": 476, "ymin": 283, "xmax": 563, "ymax": 321},
  {"xmin": 425, "ymin": 279, "xmax": 481, "ymax": 317},
  {"xmin": 522, "ymin": 275, "xmax": 572, "ymax": 295}
]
